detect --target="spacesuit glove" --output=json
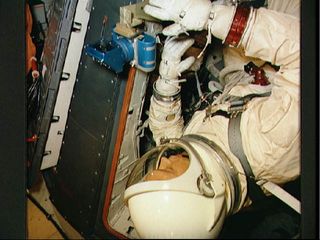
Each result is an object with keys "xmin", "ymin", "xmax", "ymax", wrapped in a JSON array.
[
  {"xmin": 155, "ymin": 37, "xmax": 195, "ymax": 96},
  {"xmin": 160, "ymin": 37, "xmax": 195, "ymax": 79},
  {"xmin": 144, "ymin": 0, "xmax": 212, "ymax": 36}
]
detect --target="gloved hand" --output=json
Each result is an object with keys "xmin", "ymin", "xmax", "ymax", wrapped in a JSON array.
[
  {"xmin": 155, "ymin": 37, "xmax": 195, "ymax": 96},
  {"xmin": 144, "ymin": 0, "xmax": 239, "ymax": 44},
  {"xmin": 144, "ymin": 0, "xmax": 212, "ymax": 36}
]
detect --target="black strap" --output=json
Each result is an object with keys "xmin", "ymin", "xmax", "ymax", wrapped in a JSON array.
[{"xmin": 228, "ymin": 113, "xmax": 266, "ymax": 202}]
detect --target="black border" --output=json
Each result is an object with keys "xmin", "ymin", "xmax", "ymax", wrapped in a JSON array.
[
  {"xmin": 0, "ymin": 0, "xmax": 26, "ymax": 238},
  {"xmin": 301, "ymin": 0, "xmax": 318, "ymax": 238},
  {"xmin": 0, "ymin": 0, "xmax": 317, "ymax": 238}
]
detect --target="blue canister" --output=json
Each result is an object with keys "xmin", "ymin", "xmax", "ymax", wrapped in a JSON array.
[{"xmin": 134, "ymin": 33, "xmax": 156, "ymax": 72}]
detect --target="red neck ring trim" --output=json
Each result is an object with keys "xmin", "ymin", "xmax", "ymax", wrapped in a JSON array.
[{"xmin": 225, "ymin": 6, "xmax": 251, "ymax": 47}]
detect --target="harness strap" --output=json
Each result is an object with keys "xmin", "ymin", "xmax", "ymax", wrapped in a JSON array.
[{"xmin": 228, "ymin": 112, "xmax": 266, "ymax": 202}]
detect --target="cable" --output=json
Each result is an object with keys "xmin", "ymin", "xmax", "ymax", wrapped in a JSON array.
[{"xmin": 27, "ymin": 192, "xmax": 69, "ymax": 239}]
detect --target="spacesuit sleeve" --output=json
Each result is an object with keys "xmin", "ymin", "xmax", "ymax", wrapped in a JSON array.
[
  {"xmin": 149, "ymin": 95, "xmax": 184, "ymax": 145},
  {"xmin": 233, "ymin": 8, "xmax": 300, "ymax": 183},
  {"xmin": 208, "ymin": 5, "xmax": 300, "ymax": 183},
  {"xmin": 240, "ymin": 8, "xmax": 299, "ymax": 75},
  {"xmin": 211, "ymin": 6, "xmax": 299, "ymax": 69}
]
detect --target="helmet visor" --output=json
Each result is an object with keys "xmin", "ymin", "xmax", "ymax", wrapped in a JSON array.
[{"xmin": 126, "ymin": 144, "xmax": 190, "ymax": 189}]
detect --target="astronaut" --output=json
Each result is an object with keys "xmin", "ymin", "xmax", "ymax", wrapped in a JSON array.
[{"xmin": 124, "ymin": 0, "xmax": 300, "ymax": 238}]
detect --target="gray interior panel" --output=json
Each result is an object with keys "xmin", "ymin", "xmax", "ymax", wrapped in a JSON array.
[
  {"xmin": 28, "ymin": 0, "xmax": 78, "ymax": 187},
  {"xmin": 44, "ymin": 0, "xmax": 136, "ymax": 237}
]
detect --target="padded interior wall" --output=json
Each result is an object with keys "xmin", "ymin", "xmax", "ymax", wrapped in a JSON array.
[
  {"xmin": 44, "ymin": 0, "xmax": 135, "ymax": 237},
  {"xmin": 28, "ymin": 0, "xmax": 78, "ymax": 187}
]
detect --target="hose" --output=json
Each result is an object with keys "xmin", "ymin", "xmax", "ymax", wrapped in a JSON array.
[{"xmin": 27, "ymin": 192, "xmax": 69, "ymax": 239}]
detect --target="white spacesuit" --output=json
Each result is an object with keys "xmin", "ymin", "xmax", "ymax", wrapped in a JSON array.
[{"xmin": 124, "ymin": 0, "xmax": 300, "ymax": 238}]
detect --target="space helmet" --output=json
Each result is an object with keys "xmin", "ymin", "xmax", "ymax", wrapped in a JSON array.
[{"xmin": 124, "ymin": 134, "xmax": 241, "ymax": 239}]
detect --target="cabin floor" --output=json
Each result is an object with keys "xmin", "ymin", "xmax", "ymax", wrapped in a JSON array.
[{"xmin": 27, "ymin": 198, "xmax": 64, "ymax": 239}]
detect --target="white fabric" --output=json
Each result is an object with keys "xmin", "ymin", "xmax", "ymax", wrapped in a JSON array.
[
  {"xmin": 268, "ymin": 0, "xmax": 300, "ymax": 18},
  {"xmin": 220, "ymin": 0, "xmax": 300, "ymax": 85},
  {"xmin": 207, "ymin": 5, "xmax": 236, "ymax": 42},
  {"xmin": 149, "ymin": 96, "xmax": 184, "ymax": 145},
  {"xmin": 144, "ymin": 0, "xmax": 212, "ymax": 36},
  {"xmin": 159, "ymin": 37, "xmax": 195, "ymax": 80},
  {"xmin": 149, "ymin": 37, "xmax": 196, "ymax": 144},
  {"xmin": 147, "ymin": 1, "xmax": 300, "ymax": 207},
  {"xmin": 219, "ymin": 67, "xmax": 273, "ymax": 98},
  {"xmin": 189, "ymin": 54, "xmax": 204, "ymax": 72},
  {"xmin": 184, "ymin": 7, "xmax": 300, "ymax": 207}
]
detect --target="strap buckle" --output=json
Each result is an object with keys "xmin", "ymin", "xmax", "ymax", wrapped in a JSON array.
[
  {"xmin": 228, "ymin": 98, "xmax": 249, "ymax": 118},
  {"xmin": 179, "ymin": 10, "xmax": 186, "ymax": 19},
  {"xmin": 208, "ymin": 11, "xmax": 214, "ymax": 20},
  {"xmin": 204, "ymin": 97, "xmax": 249, "ymax": 121}
]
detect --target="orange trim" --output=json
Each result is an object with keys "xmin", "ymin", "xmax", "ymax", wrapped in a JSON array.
[
  {"xmin": 102, "ymin": 67, "xmax": 137, "ymax": 239},
  {"xmin": 26, "ymin": 134, "xmax": 38, "ymax": 143},
  {"xmin": 31, "ymin": 57, "xmax": 38, "ymax": 71},
  {"xmin": 26, "ymin": 4, "xmax": 36, "ymax": 74}
]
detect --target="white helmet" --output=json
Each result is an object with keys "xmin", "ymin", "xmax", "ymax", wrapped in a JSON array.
[{"xmin": 124, "ymin": 134, "xmax": 242, "ymax": 239}]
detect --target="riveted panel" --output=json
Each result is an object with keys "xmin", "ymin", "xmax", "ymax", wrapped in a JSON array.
[{"xmin": 45, "ymin": 0, "xmax": 136, "ymax": 237}]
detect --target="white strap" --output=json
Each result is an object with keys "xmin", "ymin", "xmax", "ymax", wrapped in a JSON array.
[
  {"xmin": 262, "ymin": 181, "xmax": 301, "ymax": 214},
  {"xmin": 197, "ymin": 10, "xmax": 214, "ymax": 59}
]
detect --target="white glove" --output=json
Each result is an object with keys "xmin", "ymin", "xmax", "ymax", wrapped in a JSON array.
[
  {"xmin": 156, "ymin": 37, "xmax": 195, "ymax": 96},
  {"xmin": 145, "ymin": 0, "xmax": 240, "ymax": 44},
  {"xmin": 144, "ymin": 0, "xmax": 212, "ymax": 36},
  {"xmin": 160, "ymin": 37, "xmax": 195, "ymax": 79}
]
